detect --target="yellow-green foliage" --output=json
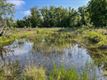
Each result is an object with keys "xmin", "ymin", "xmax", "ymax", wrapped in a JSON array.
[
  {"xmin": 49, "ymin": 65, "xmax": 96, "ymax": 80},
  {"xmin": 0, "ymin": 62, "xmax": 22, "ymax": 80},
  {"xmin": 49, "ymin": 67, "xmax": 79, "ymax": 80},
  {"xmin": 0, "ymin": 63, "xmax": 96, "ymax": 80},
  {"xmin": 23, "ymin": 66, "xmax": 46, "ymax": 80},
  {"xmin": 0, "ymin": 36, "xmax": 15, "ymax": 47},
  {"xmin": 27, "ymin": 28, "xmax": 75, "ymax": 53},
  {"xmin": 82, "ymin": 30, "xmax": 107, "ymax": 65},
  {"xmin": 86, "ymin": 31, "xmax": 107, "ymax": 46},
  {"xmin": 0, "ymin": 30, "xmax": 36, "ymax": 47}
]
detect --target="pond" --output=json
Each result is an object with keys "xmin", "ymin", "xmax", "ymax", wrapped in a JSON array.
[{"xmin": 1, "ymin": 39, "xmax": 107, "ymax": 80}]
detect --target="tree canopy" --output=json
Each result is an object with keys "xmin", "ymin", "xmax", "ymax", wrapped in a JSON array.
[
  {"xmin": 88, "ymin": 0, "xmax": 107, "ymax": 27},
  {"xmin": 0, "ymin": 0, "xmax": 14, "ymax": 28},
  {"xmin": 1, "ymin": 0, "xmax": 107, "ymax": 28}
]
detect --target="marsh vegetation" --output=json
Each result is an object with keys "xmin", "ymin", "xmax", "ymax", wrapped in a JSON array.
[
  {"xmin": 0, "ymin": 28, "xmax": 107, "ymax": 80},
  {"xmin": 0, "ymin": 0, "xmax": 107, "ymax": 80}
]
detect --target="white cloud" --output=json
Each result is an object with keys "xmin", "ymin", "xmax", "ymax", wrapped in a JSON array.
[
  {"xmin": 6, "ymin": 0, "xmax": 25, "ymax": 8},
  {"xmin": 23, "ymin": 10, "xmax": 31, "ymax": 16}
]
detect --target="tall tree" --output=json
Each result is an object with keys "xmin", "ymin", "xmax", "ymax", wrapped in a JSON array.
[
  {"xmin": 68, "ymin": 8, "xmax": 81, "ymax": 28},
  {"xmin": 78, "ymin": 6, "xmax": 91, "ymax": 26},
  {"xmin": 0, "ymin": 0, "xmax": 14, "ymax": 35},
  {"xmin": 30, "ymin": 7, "xmax": 42, "ymax": 27},
  {"xmin": 41, "ymin": 7, "xmax": 70, "ymax": 27},
  {"xmin": 0, "ymin": 0, "xmax": 14, "ymax": 26},
  {"xmin": 88, "ymin": 0, "xmax": 107, "ymax": 27},
  {"xmin": 41, "ymin": 7, "xmax": 53, "ymax": 27},
  {"xmin": 16, "ymin": 20, "xmax": 26, "ymax": 28}
]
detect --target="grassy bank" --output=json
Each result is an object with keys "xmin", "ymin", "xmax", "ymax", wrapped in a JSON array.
[{"xmin": 0, "ymin": 62, "xmax": 97, "ymax": 80}]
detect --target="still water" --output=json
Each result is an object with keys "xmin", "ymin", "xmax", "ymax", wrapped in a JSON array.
[{"xmin": 1, "ymin": 39, "xmax": 106, "ymax": 80}]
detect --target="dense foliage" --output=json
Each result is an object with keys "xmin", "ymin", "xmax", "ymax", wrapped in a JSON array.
[
  {"xmin": 0, "ymin": 0, "xmax": 106, "ymax": 28},
  {"xmin": 88, "ymin": 0, "xmax": 107, "ymax": 27},
  {"xmin": 16, "ymin": 0, "xmax": 107, "ymax": 28},
  {"xmin": 16, "ymin": 6, "xmax": 90, "ymax": 28},
  {"xmin": 0, "ymin": 0, "xmax": 14, "ymax": 28}
]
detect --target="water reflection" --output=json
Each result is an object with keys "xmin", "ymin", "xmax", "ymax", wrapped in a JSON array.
[{"xmin": 2, "ymin": 40, "xmax": 106, "ymax": 80}]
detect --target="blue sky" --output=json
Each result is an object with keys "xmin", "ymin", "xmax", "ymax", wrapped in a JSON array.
[{"xmin": 7, "ymin": 0, "xmax": 90, "ymax": 19}]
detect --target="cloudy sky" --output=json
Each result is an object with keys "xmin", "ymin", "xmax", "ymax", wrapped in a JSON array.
[{"xmin": 7, "ymin": 0, "xmax": 90, "ymax": 19}]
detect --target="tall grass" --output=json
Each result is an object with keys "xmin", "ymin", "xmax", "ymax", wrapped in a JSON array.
[
  {"xmin": 49, "ymin": 66, "xmax": 79, "ymax": 80},
  {"xmin": 49, "ymin": 64, "xmax": 97, "ymax": 80},
  {"xmin": 23, "ymin": 65, "xmax": 46, "ymax": 80},
  {"xmin": 0, "ymin": 62, "xmax": 97, "ymax": 80}
]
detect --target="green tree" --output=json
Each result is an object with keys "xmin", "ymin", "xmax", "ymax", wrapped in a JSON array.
[
  {"xmin": 30, "ymin": 7, "xmax": 42, "ymax": 27},
  {"xmin": 68, "ymin": 8, "xmax": 81, "ymax": 28},
  {"xmin": 41, "ymin": 7, "xmax": 70, "ymax": 27},
  {"xmin": 23, "ymin": 16, "xmax": 32, "ymax": 28},
  {"xmin": 0, "ymin": 0, "xmax": 14, "ymax": 36},
  {"xmin": 78, "ymin": 6, "xmax": 91, "ymax": 27},
  {"xmin": 88, "ymin": 0, "xmax": 107, "ymax": 27},
  {"xmin": 41, "ymin": 7, "xmax": 54, "ymax": 27},
  {"xmin": 55, "ymin": 7, "xmax": 69, "ymax": 27},
  {"xmin": 6, "ymin": 17, "xmax": 15, "ymax": 28},
  {"xmin": 0, "ymin": 0, "xmax": 14, "ymax": 27},
  {"xmin": 16, "ymin": 20, "xmax": 26, "ymax": 28}
]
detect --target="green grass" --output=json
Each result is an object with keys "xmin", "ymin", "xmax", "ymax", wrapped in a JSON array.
[
  {"xmin": 23, "ymin": 65, "xmax": 46, "ymax": 80},
  {"xmin": 0, "ymin": 61, "xmax": 22, "ymax": 80},
  {"xmin": 49, "ymin": 66, "xmax": 79, "ymax": 80},
  {"xmin": 0, "ymin": 62, "xmax": 97, "ymax": 80}
]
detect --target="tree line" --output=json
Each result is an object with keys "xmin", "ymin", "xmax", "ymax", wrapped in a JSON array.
[
  {"xmin": 16, "ymin": 6, "xmax": 91, "ymax": 28},
  {"xmin": 0, "ymin": 0, "xmax": 107, "ymax": 29}
]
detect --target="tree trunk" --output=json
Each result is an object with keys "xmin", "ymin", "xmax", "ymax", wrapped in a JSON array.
[
  {"xmin": 0, "ymin": 19, "xmax": 6, "ymax": 36},
  {"xmin": 0, "ymin": 26, "xmax": 4, "ymax": 36}
]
